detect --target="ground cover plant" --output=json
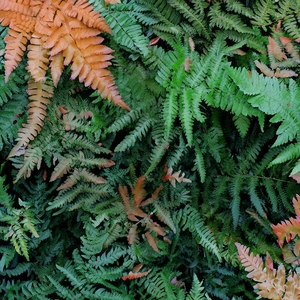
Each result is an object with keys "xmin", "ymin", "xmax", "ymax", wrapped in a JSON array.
[{"xmin": 1, "ymin": 0, "xmax": 300, "ymax": 299}]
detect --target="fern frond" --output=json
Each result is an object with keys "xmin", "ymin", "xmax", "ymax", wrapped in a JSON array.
[
  {"xmin": 224, "ymin": 0, "xmax": 253, "ymax": 18},
  {"xmin": 186, "ymin": 274, "xmax": 211, "ymax": 300},
  {"xmin": 102, "ymin": 5, "xmax": 149, "ymax": 56},
  {"xmin": 114, "ymin": 115, "xmax": 152, "ymax": 152},
  {"xmin": 108, "ymin": 109, "xmax": 142, "ymax": 133},
  {"xmin": 153, "ymin": 203, "xmax": 176, "ymax": 233},
  {"xmin": 179, "ymin": 88, "xmax": 194, "ymax": 146},
  {"xmin": 194, "ymin": 142, "xmax": 206, "ymax": 183},
  {"xmin": 233, "ymin": 114, "xmax": 251, "ymax": 138},
  {"xmin": 248, "ymin": 177, "xmax": 265, "ymax": 217},
  {"xmin": 209, "ymin": 3, "xmax": 253, "ymax": 34},
  {"xmin": 57, "ymin": 168, "xmax": 107, "ymax": 191},
  {"xmin": 163, "ymin": 88, "xmax": 179, "ymax": 141},
  {"xmin": 8, "ymin": 80, "xmax": 53, "ymax": 158},
  {"xmin": 283, "ymin": 15, "xmax": 300, "ymax": 39},
  {"xmin": 168, "ymin": 0, "xmax": 209, "ymax": 39},
  {"xmin": 47, "ymin": 183, "xmax": 110, "ymax": 212},
  {"xmin": 181, "ymin": 205, "xmax": 221, "ymax": 260},
  {"xmin": 229, "ymin": 176, "xmax": 243, "ymax": 228},
  {"xmin": 251, "ymin": 0, "xmax": 276, "ymax": 28},
  {"xmin": 3, "ymin": 28, "xmax": 31, "ymax": 82}
]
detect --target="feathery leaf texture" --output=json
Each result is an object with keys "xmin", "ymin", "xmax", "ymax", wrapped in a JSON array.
[
  {"xmin": 236, "ymin": 242, "xmax": 300, "ymax": 299},
  {"xmin": 118, "ymin": 176, "xmax": 171, "ymax": 252},
  {"xmin": 272, "ymin": 194, "xmax": 300, "ymax": 248},
  {"xmin": 0, "ymin": 0, "xmax": 129, "ymax": 157}
]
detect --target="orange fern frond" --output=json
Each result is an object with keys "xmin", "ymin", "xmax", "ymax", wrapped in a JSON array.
[
  {"xmin": 49, "ymin": 157, "xmax": 72, "ymax": 182},
  {"xmin": 144, "ymin": 231, "xmax": 160, "ymax": 252},
  {"xmin": 122, "ymin": 263, "xmax": 150, "ymax": 281},
  {"xmin": 127, "ymin": 224, "xmax": 138, "ymax": 245},
  {"xmin": 145, "ymin": 217, "xmax": 166, "ymax": 236},
  {"xmin": 162, "ymin": 166, "xmax": 192, "ymax": 187},
  {"xmin": 56, "ymin": 168, "xmax": 107, "ymax": 191},
  {"xmin": 122, "ymin": 269, "xmax": 151, "ymax": 281},
  {"xmin": 267, "ymin": 36, "xmax": 287, "ymax": 61},
  {"xmin": 140, "ymin": 185, "xmax": 163, "ymax": 207},
  {"xmin": 271, "ymin": 195, "xmax": 300, "ymax": 247},
  {"xmin": 132, "ymin": 176, "xmax": 147, "ymax": 208},
  {"xmin": 236, "ymin": 242, "xmax": 300, "ymax": 299},
  {"xmin": 118, "ymin": 176, "xmax": 171, "ymax": 251},
  {"xmin": 1, "ymin": 0, "xmax": 129, "ymax": 158},
  {"xmin": 4, "ymin": 29, "xmax": 31, "ymax": 82},
  {"xmin": 27, "ymin": 33, "xmax": 50, "ymax": 81},
  {"xmin": 8, "ymin": 80, "xmax": 53, "ymax": 158},
  {"xmin": 235, "ymin": 242, "xmax": 266, "ymax": 282}
]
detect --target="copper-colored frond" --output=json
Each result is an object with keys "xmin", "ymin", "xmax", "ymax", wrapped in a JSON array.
[
  {"xmin": 8, "ymin": 81, "xmax": 53, "ymax": 158},
  {"xmin": 62, "ymin": 0, "xmax": 112, "ymax": 33},
  {"xmin": 4, "ymin": 29, "xmax": 29, "ymax": 82},
  {"xmin": 27, "ymin": 33, "xmax": 50, "ymax": 81},
  {"xmin": 50, "ymin": 52, "xmax": 64, "ymax": 86}
]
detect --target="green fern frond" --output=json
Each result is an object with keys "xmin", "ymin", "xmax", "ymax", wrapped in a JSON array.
[
  {"xmin": 88, "ymin": 247, "xmax": 128, "ymax": 268},
  {"xmin": 180, "ymin": 205, "xmax": 221, "ymax": 260},
  {"xmin": 209, "ymin": 3, "xmax": 254, "ymax": 34},
  {"xmin": 0, "ymin": 263, "xmax": 31, "ymax": 277},
  {"xmin": 56, "ymin": 263, "xmax": 84, "ymax": 289},
  {"xmin": 224, "ymin": 0, "xmax": 254, "ymax": 18},
  {"xmin": 164, "ymin": 88, "xmax": 179, "ymax": 141},
  {"xmin": 153, "ymin": 203, "xmax": 176, "ymax": 233},
  {"xmin": 108, "ymin": 109, "xmax": 142, "ymax": 133},
  {"xmin": 168, "ymin": 0, "xmax": 209, "ymax": 39},
  {"xmin": 102, "ymin": 4, "xmax": 149, "ymax": 56},
  {"xmin": 229, "ymin": 176, "xmax": 243, "ymax": 228},
  {"xmin": 139, "ymin": 269, "xmax": 168, "ymax": 299},
  {"xmin": 282, "ymin": 14, "xmax": 300, "ymax": 39},
  {"xmin": 269, "ymin": 142, "xmax": 300, "ymax": 167},
  {"xmin": 232, "ymin": 114, "xmax": 251, "ymax": 138},
  {"xmin": 179, "ymin": 88, "xmax": 194, "ymax": 146},
  {"xmin": 103, "ymin": 223, "xmax": 123, "ymax": 248},
  {"xmin": 115, "ymin": 115, "xmax": 152, "ymax": 152},
  {"xmin": 251, "ymin": 0, "xmax": 276, "ymax": 28},
  {"xmin": 275, "ymin": 0, "xmax": 294, "ymax": 18},
  {"xmin": 186, "ymin": 274, "xmax": 211, "ymax": 300},
  {"xmin": 263, "ymin": 178, "xmax": 278, "ymax": 213},
  {"xmin": 135, "ymin": 0, "xmax": 183, "ymax": 37},
  {"xmin": 248, "ymin": 177, "xmax": 265, "ymax": 217},
  {"xmin": 11, "ymin": 147, "xmax": 43, "ymax": 182},
  {"xmin": 0, "ymin": 99, "xmax": 27, "ymax": 152},
  {"xmin": 145, "ymin": 139, "xmax": 169, "ymax": 176},
  {"xmin": 194, "ymin": 142, "xmax": 206, "ymax": 183},
  {"xmin": 166, "ymin": 134, "xmax": 187, "ymax": 168},
  {"xmin": 228, "ymin": 67, "xmax": 300, "ymax": 148},
  {"xmin": 47, "ymin": 275, "xmax": 76, "ymax": 299},
  {"xmin": 47, "ymin": 183, "xmax": 110, "ymax": 212}
]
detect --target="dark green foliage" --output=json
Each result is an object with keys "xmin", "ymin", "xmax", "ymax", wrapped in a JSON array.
[{"xmin": 1, "ymin": 0, "xmax": 300, "ymax": 299}]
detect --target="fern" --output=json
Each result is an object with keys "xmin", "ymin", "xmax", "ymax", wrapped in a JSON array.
[
  {"xmin": 101, "ymin": 4, "xmax": 149, "ymax": 56},
  {"xmin": 179, "ymin": 205, "xmax": 221, "ymax": 261}
]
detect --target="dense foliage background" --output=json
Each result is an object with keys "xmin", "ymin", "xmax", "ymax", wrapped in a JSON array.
[{"xmin": 1, "ymin": 0, "xmax": 300, "ymax": 299}]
